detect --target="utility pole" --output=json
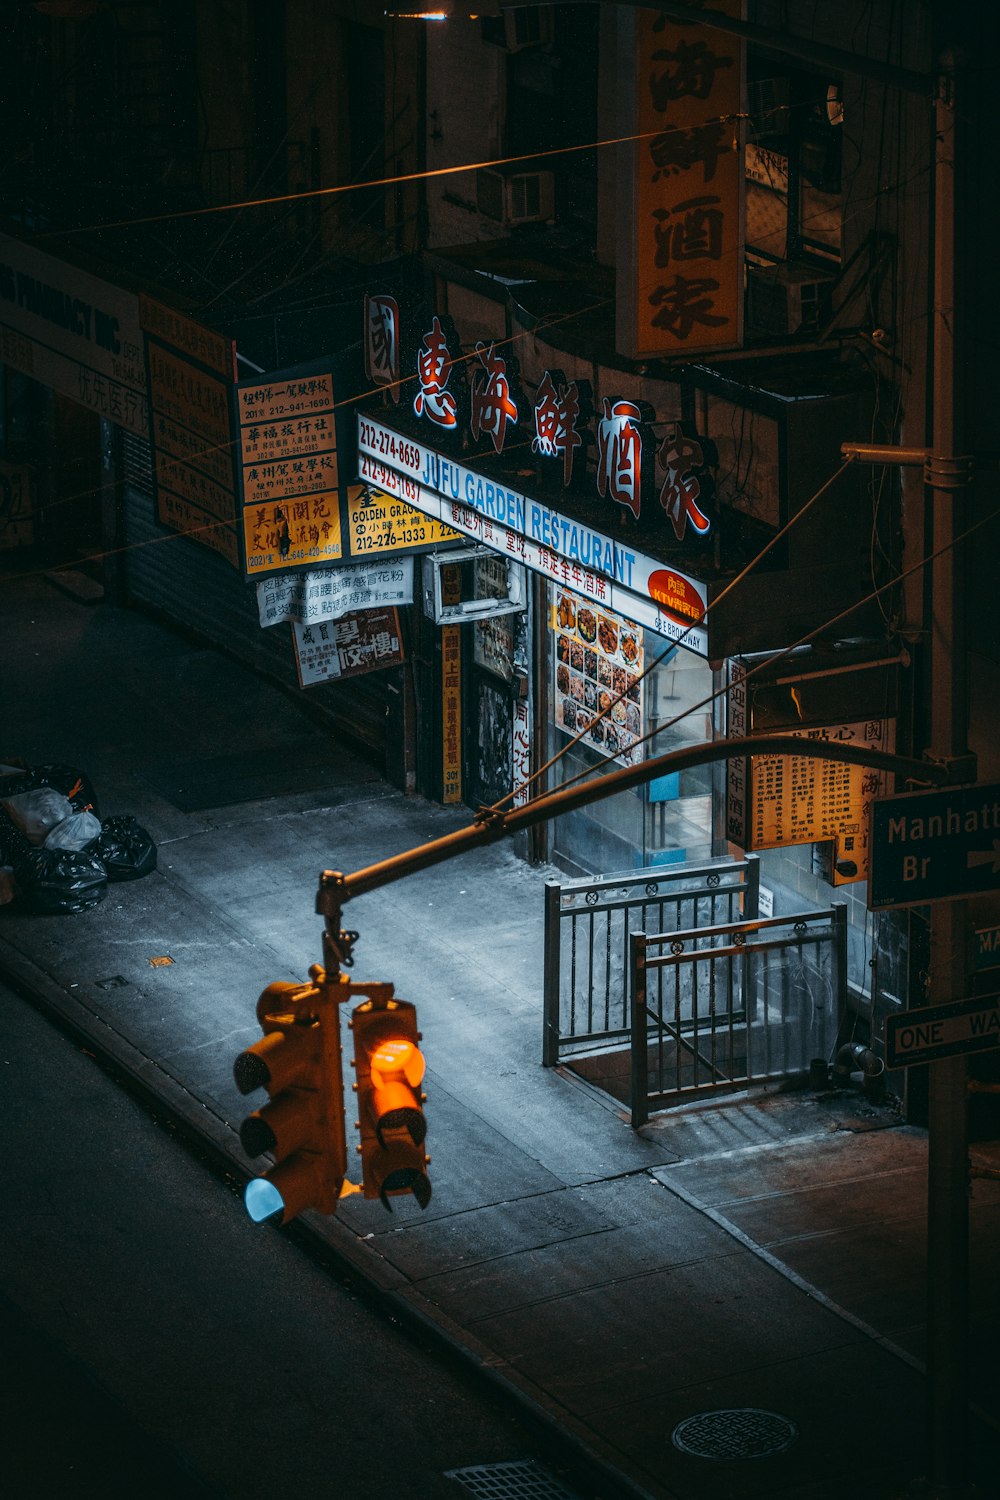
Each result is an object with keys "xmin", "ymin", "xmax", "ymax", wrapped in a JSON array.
[
  {"xmin": 923, "ymin": 50, "xmax": 976, "ymax": 1500},
  {"xmin": 843, "ymin": 46, "xmax": 976, "ymax": 1499}
]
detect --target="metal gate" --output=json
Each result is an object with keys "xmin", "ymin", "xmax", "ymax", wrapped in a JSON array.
[
  {"xmin": 542, "ymin": 856, "xmax": 759, "ymax": 1068},
  {"xmin": 629, "ymin": 906, "xmax": 848, "ymax": 1124}
]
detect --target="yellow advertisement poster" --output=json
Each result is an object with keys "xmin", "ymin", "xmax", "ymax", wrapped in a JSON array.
[
  {"xmin": 146, "ymin": 330, "xmax": 238, "ymax": 568},
  {"xmin": 235, "ymin": 363, "xmax": 343, "ymax": 579},
  {"xmin": 242, "ymin": 494, "xmax": 343, "ymax": 577},
  {"xmin": 345, "ymin": 484, "xmax": 460, "ymax": 558},
  {"xmin": 237, "ymin": 373, "xmax": 335, "ymax": 425},
  {"xmin": 147, "ymin": 342, "xmax": 232, "ymax": 447},
  {"xmin": 240, "ymin": 449, "xmax": 339, "ymax": 507},
  {"xmin": 749, "ymin": 721, "xmax": 891, "ymax": 884}
]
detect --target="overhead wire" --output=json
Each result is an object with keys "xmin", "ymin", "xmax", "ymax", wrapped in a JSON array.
[
  {"xmin": 484, "ymin": 453, "xmax": 860, "ymax": 814},
  {"xmin": 499, "ymin": 491, "xmax": 1000, "ymax": 827}
]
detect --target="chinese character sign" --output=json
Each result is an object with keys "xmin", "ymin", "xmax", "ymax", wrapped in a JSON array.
[
  {"xmin": 532, "ymin": 369, "xmax": 587, "ymax": 487},
  {"xmin": 365, "ymin": 294, "xmax": 400, "ymax": 404},
  {"xmin": 656, "ymin": 422, "xmax": 714, "ymax": 544},
  {"xmin": 414, "ymin": 315, "xmax": 459, "ymax": 430},
  {"xmin": 595, "ymin": 398, "xmax": 652, "ymax": 521},
  {"xmin": 292, "ymin": 608, "xmax": 404, "ymax": 687},
  {"xmin": 617, "ymin": 3, "xmax": 744, "ymax": 359},
  {"xmin": 470, "ymin": 342, "xmax": 519, "ymax": 455}
]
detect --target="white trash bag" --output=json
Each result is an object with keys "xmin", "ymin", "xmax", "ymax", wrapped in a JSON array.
[{"xmin": 1, "ymin": 788, "xmax": 76, "ymax": 846}]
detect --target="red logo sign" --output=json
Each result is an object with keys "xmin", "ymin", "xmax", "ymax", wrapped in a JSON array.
[{"xmin": 647, "ymin": 568, "xmax": 705, "ymax": 623}]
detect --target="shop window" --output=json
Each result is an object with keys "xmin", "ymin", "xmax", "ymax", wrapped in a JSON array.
[{"xmin": 547, "ymin": 583, "xmax": 718, "ymax": 875}]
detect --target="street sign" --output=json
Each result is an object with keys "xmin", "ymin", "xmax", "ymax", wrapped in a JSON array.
[
  {"xmin": 975, "ymin": 924, "xmax": 1000, "ymax": 971},
  {"xmin": 868, "ymin": 781, "xmax": 1000, "ymax": 910},
  {"xmin": 884, "ymin": 994, "xmax": 1000, "ymax": 1068}
]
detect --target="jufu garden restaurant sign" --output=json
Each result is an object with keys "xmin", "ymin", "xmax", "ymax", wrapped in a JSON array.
[{"xmin": 357, "ymin": 413, "xmax": 709, "ymax": 653}]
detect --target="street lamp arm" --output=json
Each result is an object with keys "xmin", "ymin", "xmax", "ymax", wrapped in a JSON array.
[{"xmin": 325, "ymin": 735, "xmax": 948, "ymax": 904}]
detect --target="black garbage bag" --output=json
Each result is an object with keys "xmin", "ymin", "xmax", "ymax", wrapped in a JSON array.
[
  {"xmin": 89, "ymin": 815, "xmax": 157, "ymax": 882},
  {"xmin": 0, "ymin": 806, "xmax": 30, "ymax": 868},
  {"xmin": 14, "ymin": 846, "xmax": 108, "ymax": 915}
]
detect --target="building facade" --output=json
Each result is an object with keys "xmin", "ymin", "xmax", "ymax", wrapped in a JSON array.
[{"xmin": 1, "ymin": 1, "xmax": 997, "ymax": 1108}]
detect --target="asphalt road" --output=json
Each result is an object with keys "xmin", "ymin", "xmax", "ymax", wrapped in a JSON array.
[{"xmin": 0, "ymin": 978, "xmax": 594, "ymax": 1500}]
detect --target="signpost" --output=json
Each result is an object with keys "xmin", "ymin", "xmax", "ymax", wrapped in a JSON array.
[
  {"xmin": 868, "ymin": 780, "xmax": 1000, "ymax": 909},
  {"xmin": 884, "ymin": 994, "xmax": 1000, "ymax": 1068}
]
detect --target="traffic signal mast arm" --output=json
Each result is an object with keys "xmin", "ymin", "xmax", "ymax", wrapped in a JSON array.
[{"xmin": 319, "ymin": 734, "xmax": 949, "ymax": 924}]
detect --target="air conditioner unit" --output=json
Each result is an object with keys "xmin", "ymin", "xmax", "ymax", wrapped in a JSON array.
[
  {"xmin": 476, "ymin": 168, "xmax": 554, "ymax": 227},
  {"xmin": 504, "ymin": 6, "xmax": 553, "ymax": 51},
  {"xmin": 748, "ymin": 76, "xmax": 790, "ymax": 138},
  {"xmin": 746, "ymin": 262, "xmax": 835, "ymax": 336}
]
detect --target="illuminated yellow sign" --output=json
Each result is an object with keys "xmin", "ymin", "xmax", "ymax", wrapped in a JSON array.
[
  {"xmin": 242, "ymin": 494, "xmax": 343, "ymax": 577},
  {"xmin": 346, "ymin": 484, "xmax": 459, "ymax": 558}
]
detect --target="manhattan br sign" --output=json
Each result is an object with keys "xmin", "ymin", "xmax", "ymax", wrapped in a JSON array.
[{"xmin": 869, "ymin": 781, "xmax": 1000, "ymax": 910}]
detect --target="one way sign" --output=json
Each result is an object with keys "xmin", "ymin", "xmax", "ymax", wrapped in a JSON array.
[{"xmin": 884, "ymin": 994, "xmax": 1000, "ymax": 1068}]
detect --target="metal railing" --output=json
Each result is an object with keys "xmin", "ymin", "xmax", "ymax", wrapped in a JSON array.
[
  {"xmin": 542, "ymin": 856, "xmax": 759, "ymax": 1067},
  {"xmin": 629, "ymin": 904, "xmax": 848, "ymax": 1125}
]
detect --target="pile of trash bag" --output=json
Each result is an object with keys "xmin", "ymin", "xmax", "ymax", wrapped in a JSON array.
[{"xmin": 0, "ymin": 760, "xmax": 156, "ymax": 915}]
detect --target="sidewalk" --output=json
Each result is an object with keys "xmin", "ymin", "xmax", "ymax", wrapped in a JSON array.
[{"xmin": 3, "ymin": 572, "xmax": 999, "ymax": 1500}]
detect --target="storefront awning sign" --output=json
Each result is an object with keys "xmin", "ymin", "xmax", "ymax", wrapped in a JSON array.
[{"xmin": 358, "ymin": 413, "xmax": 708, "ymax": 654}]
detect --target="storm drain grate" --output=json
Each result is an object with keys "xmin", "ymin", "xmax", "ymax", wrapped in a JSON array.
[
  {"xmin": 444, "ymin": 1459, "xmax": 583, "ymax": 1498},
  {"xmin": 671, "ymin": 1407, "xmax": 798, "ymax": 1461}
]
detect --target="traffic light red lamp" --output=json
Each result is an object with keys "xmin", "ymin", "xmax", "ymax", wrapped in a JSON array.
[{"xmin": 350, "ymin": 996, "xmax": 431, "ymax": 1211}]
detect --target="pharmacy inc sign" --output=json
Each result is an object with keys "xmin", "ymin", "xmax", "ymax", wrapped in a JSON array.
[{"xmin": 868, "ymin": 781, "xmax": 1000, "ymax": 910}]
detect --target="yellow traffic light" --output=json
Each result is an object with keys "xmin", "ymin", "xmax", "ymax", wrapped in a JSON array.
[
  {"xmin": 350, "ymin": 997, "xmax": 430, "ymax": 1211},
  {"xmin": 234, "ymin": 976, "xmax": 348, "ymax": 1225}
]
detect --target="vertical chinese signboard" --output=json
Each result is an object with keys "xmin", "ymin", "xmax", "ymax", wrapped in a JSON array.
[
  {"xmin": 441, "ymin": 562, "xmax": 463, "ymax": 804},
  {"xmin": 235, "ymin": 362, "xmax": 343, "ymax": 578},
  {"xmin": 142, "ymin": 299, "xmax": 239, "ymax": 567},
  {"xmin": 617, "ymin": 1, "xmax": 744, "ymax": 359}
]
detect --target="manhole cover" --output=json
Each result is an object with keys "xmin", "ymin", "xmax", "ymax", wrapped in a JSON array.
[
  {"xmin": 671, "ymin": 1408, "xmax": 798, "ymax": 1461},
  {"xmin": 444, "ymin": 1459, "xmax": 582, "ymax": 1498}
]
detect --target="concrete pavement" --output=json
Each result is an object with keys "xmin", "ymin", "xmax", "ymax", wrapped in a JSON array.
[{"xmin": 2, "ymin": 571, "xmax": 999, "ymax": 1500}]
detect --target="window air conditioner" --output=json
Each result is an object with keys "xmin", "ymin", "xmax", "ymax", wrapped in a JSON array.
[
  {"xmin": 476, "ymin": 168, "xmax": 555, "ymax": 226},
  {"xmin": 504, "ymin": 6, "xmax": 553, "ymax": 51},
  {"xmin": 746, "ymin": 262, "xmax": 835, "ymax": 336}
]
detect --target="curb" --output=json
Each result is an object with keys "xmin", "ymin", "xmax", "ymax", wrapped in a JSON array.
[{"xmin": 0, "ymin": 938, "xmax": 669, "ymax": 1500}]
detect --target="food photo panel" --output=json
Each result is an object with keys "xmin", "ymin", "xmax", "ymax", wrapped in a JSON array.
[{"xmin": 551, "ymin": 586, "xmax": 645, "ymax": 767}]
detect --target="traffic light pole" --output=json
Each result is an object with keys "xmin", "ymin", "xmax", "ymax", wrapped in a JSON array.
[{"xmin": 315, "ymin": 733, "xmax": 947, "ymax": 969}]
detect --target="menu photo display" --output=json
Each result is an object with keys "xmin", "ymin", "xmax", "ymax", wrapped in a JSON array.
[{"xmin": 552, "ymin": 587, "xmax": 644, "ymax": 768}]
